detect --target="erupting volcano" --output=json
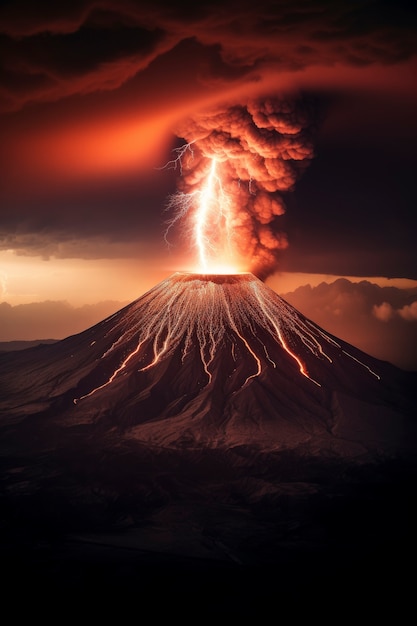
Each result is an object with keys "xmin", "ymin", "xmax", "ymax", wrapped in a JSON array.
[
  {"xmin": 1, "ymin": 271, "xmax": 414, "ymax": 457},
  {"xmin": 1, "ymin": 98, "xmax": 416, "ymax": 607},
  {"xmin": 1, "ymin": 263, "xmax": 416, "ymax": 598}
]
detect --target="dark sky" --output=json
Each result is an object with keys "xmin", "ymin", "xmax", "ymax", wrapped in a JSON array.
[{"xmin": 1, "ymin": 0, "xmax": 417, "ymax": 278}]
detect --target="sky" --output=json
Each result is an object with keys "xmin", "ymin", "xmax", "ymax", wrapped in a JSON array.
[{"xmin": 0, "ymin": 0, "xmax": 417, "ymax": 368}]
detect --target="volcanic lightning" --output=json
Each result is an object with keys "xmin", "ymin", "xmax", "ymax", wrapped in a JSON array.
[
  {"xmin": 72, "ymin": 98, "xmax": 381, "ymax": 405},
  {"xmin": 164, "ymin": 153, "xmax": 240, "ymax": 273},
  {"xmin": 163, "ymin": 97, "xmax": 316, "ymax": 278},
  {"xmin": 196, "ymin": 158, "xmax": 218, "ymax": 271}
]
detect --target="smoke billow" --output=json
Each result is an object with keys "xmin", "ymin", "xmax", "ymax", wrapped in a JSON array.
[{"xmin": 170, "ymin": 96, "xmax": 316, "ymax": 279}]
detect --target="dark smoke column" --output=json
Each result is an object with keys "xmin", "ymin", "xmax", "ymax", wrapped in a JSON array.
[{"xmin": 171, "ymin": 97, "xmax": 315, "ymax": 279}]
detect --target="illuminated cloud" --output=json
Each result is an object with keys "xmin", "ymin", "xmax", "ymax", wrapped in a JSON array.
[
  {"xmin": 374, "ymin": 300, "xmax": 417, "ymax": 322},
  {"xmin": 0, "ymin": 300, "xmax": 127, "ymax": 342},
  {"xmin": 167, "ymin": 97, "xmax": 315, "ymax": 277},
  {"xmin": 0, "ymin": 231, "xmax": 154, "ymax": 260},
  {"xmin": 373, "ymin": 301, "xmax": 394, "ymax": 322},
  {"xmin": 0, "ymin": 271, "xmax": 8, "ymax": 299},
  {"xmin": 1, "ymin": 1, "xmax": 416, "ymax": 112},
  {"xmin": 283, "ymin": 279, "xmax": 417, "ymax": 370},
  {"xmin": 399, "ymin": 301, "xmax": 417, "ymax": 321}
]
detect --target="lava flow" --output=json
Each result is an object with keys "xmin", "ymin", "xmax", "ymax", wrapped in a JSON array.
[{"xmin": 73, "ymin": 272, "xmax": 379, "ymax": 404}]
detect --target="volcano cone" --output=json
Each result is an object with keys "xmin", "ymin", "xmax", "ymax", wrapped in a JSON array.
[{"xmin": 1, "ymin": 272, "xmax": 415, "ymax": 456}]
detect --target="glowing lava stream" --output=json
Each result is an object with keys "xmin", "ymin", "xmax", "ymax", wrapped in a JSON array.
[{"xmin": 73, "ymin": 273, "xmax": 380, "ymax": 404}]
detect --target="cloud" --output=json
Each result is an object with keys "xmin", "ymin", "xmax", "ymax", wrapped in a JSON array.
[
  {"xmin": 1, "ymin": 1, "xmax": 417, "ymax": 112},
  {"xmin": 0, "ymin": 1, "xmax": 416, "ymax": 280},
  {"xmin": 373, "ymin": 301, "xmax": 395, "ymax": 322},
  {"xmin": 0, "ymin": 231, "xmax": 156, "ymax": 260},
  {"xmin": 0, "ymin": 299, "xmax": 127, "ymax": 341},
  {"xmin": 0, "ymin": 165, "xmax": 175, "ymax": 260},
  {"xmin": 373, "ymin": 300, "xmax": 417, "ymax": 322},
  {"xmin": 399, "ymin": 301, "xmax": 417, "ymax": 321},
  {"xmin": 165, "ymin": 96, "xmax": 316, "ymax": 277},
  {"xmin": 281, "ymin": 278, "xmax": 417, "ymax": 371},
  {"xmin": 0, "ymin": 9, "xmax": 173, "ymax": 112}
]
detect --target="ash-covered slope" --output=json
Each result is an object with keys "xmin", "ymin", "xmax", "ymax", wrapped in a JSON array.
[{"xmin": 0, "ymin": 272, "xmax": 415, "ymax": 457}]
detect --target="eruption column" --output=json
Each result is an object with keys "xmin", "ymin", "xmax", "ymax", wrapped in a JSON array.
[{"xmin": 167, "ymin": 97, "xmax": 316, "ymax": 278}]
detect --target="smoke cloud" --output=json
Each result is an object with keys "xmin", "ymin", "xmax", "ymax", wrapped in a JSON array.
[
  {"xmin": 282, "ymin": 279, "xmax": 417, "ymax": 371},
  {"xmin": 374, "ymin": 300, "xmax": 417, "ymax": 322},
  {"xmin": 169, "ymin": 97, "xmax": 316, "ymax": 278}
]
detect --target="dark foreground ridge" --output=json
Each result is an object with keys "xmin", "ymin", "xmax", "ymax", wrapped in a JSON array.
[{"xmin": 0, "ymin": 273, "xmax": 416, "ymax": 615}]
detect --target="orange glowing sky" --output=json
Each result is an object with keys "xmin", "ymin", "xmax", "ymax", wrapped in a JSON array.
[{"xmin": 1, "ymin": 0, "xmax": 417, "ymax": 367}]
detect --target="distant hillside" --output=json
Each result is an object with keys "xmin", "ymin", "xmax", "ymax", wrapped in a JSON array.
[{"xmin": 0, "ymin": 339, "xmax": 58, "ymax": 352}]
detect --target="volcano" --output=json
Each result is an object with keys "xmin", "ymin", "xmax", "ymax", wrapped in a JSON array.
[
  {"xmin": 0, "ymin": 273, "xmax": 416, "ymax": 611},
  {"xmin": 1, "ymin": 271, "xmax": 415, "ymax": 455}
]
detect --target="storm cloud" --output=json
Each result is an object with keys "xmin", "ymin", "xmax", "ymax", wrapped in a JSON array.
[
  {"xmin": 1, "ymin": 1, "xmax": 416, "ymax": 112},
  {"xmin": 0, "ymin": 0, "xmax": 416, "ymax": 279},
  {"xmin": 282, "ymin": 278, "xmax": 417, "ymax": 371}
]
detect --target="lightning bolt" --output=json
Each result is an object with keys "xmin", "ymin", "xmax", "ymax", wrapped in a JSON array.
[
  {"xmin": 161, "ymin": 146, "xmax": 241, "ymax": 273},
  {"xmin": 156, "ymin": 141, "xmax": 195, "ymax": 175},
  {"xmin": 195, "ymin": 158, "xmax": 216, "ymax": 271}
]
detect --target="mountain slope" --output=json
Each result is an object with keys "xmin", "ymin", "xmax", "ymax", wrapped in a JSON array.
[{"xmin": 0, "ymin": 272, "xmax": 415, "ymax": 456}]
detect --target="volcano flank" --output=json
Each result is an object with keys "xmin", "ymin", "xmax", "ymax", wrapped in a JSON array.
[
  {"xmin": 0, "ymin": 273, "xmax": 416, "ymax": 611},
  {"xmin": 1, "ymin": 271, "xmax": 414, "ymax": 455}
]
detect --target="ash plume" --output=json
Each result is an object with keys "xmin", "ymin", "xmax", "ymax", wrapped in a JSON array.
[{"xmin": 169, "ymin": 96, "xmax": 316, "ymax": 278}]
